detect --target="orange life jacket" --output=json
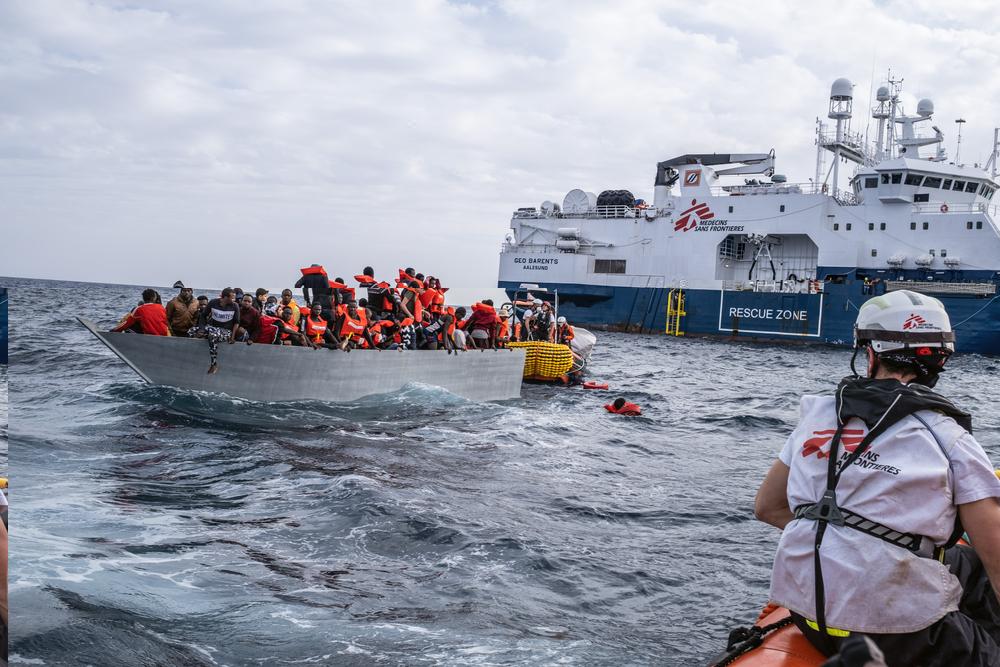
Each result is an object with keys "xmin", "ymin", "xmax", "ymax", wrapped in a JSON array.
[
  {"xmin": 605, "ymin": 402, "xmax": 642, "ymax": 416},
  {"xmin": 558, "ymin": 324, "xmax": 575, "ymax": 343},
  {"xmin": 305, "ymin": 315, "xmax": 328, "ymax": 343},
  {"xmin": 498, "ymin": 319, "xmax": 510, "ymax": 339},
  {"xmin": 300, "ymin": 265, "xmax": 327, "ymax": 277},
  {"xmin": 340, "ymin": 312, "xmax": 366, "ymax": 338},
  {"xmin": 419, "ymin": 288, "xmax": 438, "ymax": 309}
]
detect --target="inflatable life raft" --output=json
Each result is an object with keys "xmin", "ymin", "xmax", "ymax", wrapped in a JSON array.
[{"xmin": 508, "ymin": 327, "xmax": 597, "ymax": 383}]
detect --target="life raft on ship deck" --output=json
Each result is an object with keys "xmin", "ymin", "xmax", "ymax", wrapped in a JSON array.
[{"xmin": 508, "ymin": 341, "xmax": 575, "ymax": 382}]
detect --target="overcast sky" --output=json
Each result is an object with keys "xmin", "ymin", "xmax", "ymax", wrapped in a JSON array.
[{"xmin": 2, "ymin": 0, "xmax": 998, "ymax": 291}]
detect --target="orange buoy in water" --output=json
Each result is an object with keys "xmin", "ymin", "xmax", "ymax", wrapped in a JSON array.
[
  {"xmin": 583, "ymin": 381, "xmax": 609, "ymax": 390},
  {"xmin": 605, "ymin": 398, "xmax": 641, "ymax": 416}
]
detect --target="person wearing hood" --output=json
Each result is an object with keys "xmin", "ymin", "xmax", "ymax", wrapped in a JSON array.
[{"xmin": 754, "ymin": 290, "xmax": 1000, "ymax": 666}]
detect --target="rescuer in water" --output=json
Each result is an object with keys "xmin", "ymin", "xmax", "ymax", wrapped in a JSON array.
[{"xmin": 754, "ymin": 290, "xmax": 1000, "ymax": 666}]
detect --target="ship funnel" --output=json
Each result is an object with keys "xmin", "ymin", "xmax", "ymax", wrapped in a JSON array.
[{"xmin": 917, "ymin": 98, "xmax": 934, "ymax": 118}]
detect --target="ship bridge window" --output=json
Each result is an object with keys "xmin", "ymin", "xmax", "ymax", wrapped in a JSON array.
[
  {"xmin": 881, "ymin": 174, "xmax": 890, "ymax": 184},
  {"xmin": 965, "ymin": 182, "xmax": 978, "ymax": 193},
  {"xmin": 891, "ymin": 173, "xmax": 902, "ymax": 184},
  {"xmin": 880, "ymin": 222, "xmax": 886, "ymax": 230},
  {"xmin": 914, "ymin": 193, "xmax": 929, "ymax": 203},
  {"xmin": 905, "ymin": 173, "xmax": 924, "ymax": 186},
  {"xmin": 942, "ymin": 179, "xmax": 952, "ymax": 190},
  {"xmin": 868, "ymin": 223, "xmax": 874, "ymax": 230},
  {"xmin": 952, "ymin": 180, "xmax": 966, "ymax": 191},
  {"xmin": 941, "ymin": 249, "xmax": 947, "ymax": 257},
  {"xmin": 871, "ymin": 249, "xmax": 878, "ymax": 257},
  {"xmin": 979, "ymin": 183, "xmax": 988, "ymax": 196},
  {"xmin": 967, "ymin": 221, "xmax": 974, "ymax": 229},
  {"xmin": 977, "ymin": 221, "xmax": 983, "ymax": 229},
  {"xmin": 923, "ymin": 222, "xmax": 929, "ymax": 230},
  {"xmin": 865, "ymin": 177, "xmax": 878, "ymax": 188},
  {"xmin": 594, "ymin": 259, "xmax": 626, "ymax": 274},
  {"xmin": 911, "ymin": 222, "xmax": 917, "ymax": 230},
  {"xmin": 923, "ymin": 177, "xmax": 942, "ymax": 188}
]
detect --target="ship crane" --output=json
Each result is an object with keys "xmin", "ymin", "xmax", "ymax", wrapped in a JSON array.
[{"xmin": 653, "ymin": 152, "xmax": 775, "ymax": 208}]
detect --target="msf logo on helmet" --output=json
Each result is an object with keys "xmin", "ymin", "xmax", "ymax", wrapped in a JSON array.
[
  {"xmin": 801, "ymin": 428, "xmax": 866, "ymax": 459},
  {"xmin": 674, "ymin": 199, "xmax": 715, "ymax": 232},
  {"xmin": 902, "ymin": 313, "xmax": 929, "ymax": 330}
]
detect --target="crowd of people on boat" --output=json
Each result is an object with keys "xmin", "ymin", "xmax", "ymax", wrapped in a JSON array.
[{"xmin": 111, "ymin": 265, "xmax": 575, "ymax": 373}]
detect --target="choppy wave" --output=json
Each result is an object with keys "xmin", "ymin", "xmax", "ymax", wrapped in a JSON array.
[{"xmin": 7, "ymin": 276, "xmax": 1000, "ymax": 666}]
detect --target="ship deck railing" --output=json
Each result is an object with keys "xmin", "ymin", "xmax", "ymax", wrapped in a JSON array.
[
  {"xmin": 715, "ymin": 182, "xmax": 819, "ymax": 196},
  {"xmin": 501, "ymin": 243, "xmax": 592, "ymax": 255},
  {"xmin": 512, "ymin": 205, "xmax": 641, "ymax": 219},
  {"xmin": 884, "ymin": 280, "xmax": 997, "ymax": 296},
  {"xmin": 722, "ymin": 279, "xmax": 821, "ymax": 294},
  {"xmin": 911, "ymin": 202, "xmax": 999, "ymax": 217}
]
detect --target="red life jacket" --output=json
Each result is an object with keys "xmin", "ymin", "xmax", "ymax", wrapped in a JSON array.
[
  {"xmin": 605, "ymin": 402, "xmax": 642, "ymax": 416},
  {"xmin": 305, "ymin": 315, "xmax": 328, "ymax": 343},
  {"xmin": 300, "ymin": 265, "xmax": 327, "ymax": 278}
]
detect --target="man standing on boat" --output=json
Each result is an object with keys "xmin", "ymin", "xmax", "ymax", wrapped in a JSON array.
[{"xmin": 754, "ymin": 290, "xmax": 1000, "ymax": 665}]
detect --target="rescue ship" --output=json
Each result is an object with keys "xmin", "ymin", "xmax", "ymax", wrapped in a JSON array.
[{"xmin": 497, "ymin": 76, "xmax": 1000, "ymax": 355}]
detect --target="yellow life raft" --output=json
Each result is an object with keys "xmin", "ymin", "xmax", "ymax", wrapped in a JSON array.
[{"xmin": 508, "ymin": 341, "xmax": 574, "ymax": 382}]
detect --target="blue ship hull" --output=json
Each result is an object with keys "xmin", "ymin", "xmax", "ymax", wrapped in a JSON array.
[{"xmin": 500, "ymin": 277, "xmax": 1000, "ymax": 356}]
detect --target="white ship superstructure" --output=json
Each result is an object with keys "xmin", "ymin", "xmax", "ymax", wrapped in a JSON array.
[{"xmin": 498, "ymin": 76, "xmax": 1000, "ymax": 354}]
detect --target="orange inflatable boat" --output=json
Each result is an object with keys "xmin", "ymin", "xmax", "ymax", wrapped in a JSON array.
[{"xmin": 711, "ymin": 604, "xmax": 824, "ymax": 666}]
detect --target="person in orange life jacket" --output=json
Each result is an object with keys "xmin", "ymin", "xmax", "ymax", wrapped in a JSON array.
[
  {"xmin": 605, "ymin": 397, "xmax": 641, "ymax": 416},
  {"xmin": 450, "ymin": 306, "xmax": 469, "ymax": 350},
  {"xmin": 279, "ymin": 289, "xmax": 301, "ymax": 326},
  {"xmin": 398, "ymin": 280, "xmax": 424, "ymax": 322},
  {"xmin": 113, "ymin": 288, "xmax": 170, "ymax": 336},
  {"xmin": 356, "ymin": 266, "xmax": 398, "ymax": 317},
  {"xmin": 556, "ymin": 316, "xmax": 574, "ymax": 346},
  {"xmin": 295, "ymin": 264, "xmax": 334, "ymax": 317},
  {"xmin": 496, "ymin": 306, "xmax": 512, "ymax": 347},
  {"xmin": 465, "ymin": 300, "xmax": 498, "ymax": 349},
  {"xmin": 190, "ymin": 287, "xmax": 241, "ymax": 374},
  {"xmin": 302, "ymin": 302, "xmax": 340, "ymax": 349},
  {"xmin": 274, "ymin": 306, "xmax": 314, "ymax": 347},
  {"xmin": 335, "ymin": 302, "xmax": 375, "ymax": 351},
  {"xmin": 754, "ymin": 290, "xmax": 1000, "ymax": 666}
]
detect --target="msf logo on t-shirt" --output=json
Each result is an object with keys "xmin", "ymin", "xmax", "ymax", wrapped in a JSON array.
[
  {"xmin": 801, "ymin": 428, "xmax": 866, "ymax": 459},
  {"xmin": 674, "ymin": 199, "xmax": 715, "ymax": 232}
]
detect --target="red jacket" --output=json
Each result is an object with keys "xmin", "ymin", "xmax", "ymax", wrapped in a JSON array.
[{"xmin": 113, "ymin": 303, "xmax": 169, "ymax": 336}]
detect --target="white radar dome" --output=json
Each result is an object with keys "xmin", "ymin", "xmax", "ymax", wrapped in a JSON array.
[
  {"xmin": 830, "ymin": 78, "xmax": 853, "ymax": 99},
  {"xmin": 876, "ymin": 86, "xmax": 890, "ymax": 102},
  {"xmin": 562, "ymin": 189, "xmax": 597, "ymax": 215},
  {"xmin": 917, "ymin": 98, "xmax": 934, "ymax": 117}
]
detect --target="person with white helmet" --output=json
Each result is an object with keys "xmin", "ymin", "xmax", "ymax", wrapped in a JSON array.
[
  {"xmin": 556, "ymin": 315, "xmax": 574, "ymax": 346},
  {"xmin": 753, "ymin": 290, "xmax": 1000, "ymax": 665}
]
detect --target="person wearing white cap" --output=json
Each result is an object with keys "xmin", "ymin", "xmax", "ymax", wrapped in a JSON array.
[{"xmin": 556, "ymin": 315, "xmax": 574, "ymax": 346}]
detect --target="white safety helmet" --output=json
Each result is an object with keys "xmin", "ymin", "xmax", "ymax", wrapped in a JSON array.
[
  {"xmin": 854, "ymin": 290, "xmax": 955, "ymax": 354},
  {"xmin": 557, "ymin": 316, "xmax": 567, "ymax": 325},
  {"xmin": 498, "ymin": 305, "xmax": 512, "ymax": 318},
  {"xmin": 533, "ymin": 298, "xmax": 543, "ymax": 306}
]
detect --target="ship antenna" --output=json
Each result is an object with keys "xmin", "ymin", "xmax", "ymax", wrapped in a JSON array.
[{"xmin": 954, "ymin": 118, "xmax": 966, "ymax": 164}]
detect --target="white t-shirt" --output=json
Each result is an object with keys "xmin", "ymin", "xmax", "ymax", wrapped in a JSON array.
[{"xmin": 770, "ymin": 394, "xmax": 1000, "ymax": 633}]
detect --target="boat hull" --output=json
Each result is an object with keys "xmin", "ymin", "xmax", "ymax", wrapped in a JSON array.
[
  {"xmin": 79, "ymin": 318, "xmax": 525, "ymax": 403},
  {"xmin": 501, "ymin": 280, "xmax": 1000, "ymax": 355}
]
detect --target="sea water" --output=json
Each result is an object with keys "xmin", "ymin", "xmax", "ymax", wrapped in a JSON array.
[{"xmin": 6, "ymin": 276, "xmax": 1000, "ymax": 665}]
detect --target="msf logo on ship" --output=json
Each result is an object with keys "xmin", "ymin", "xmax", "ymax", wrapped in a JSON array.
[{"xmin": 674, "ymin": 199, "xmax": 715, "ymax": 232}]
